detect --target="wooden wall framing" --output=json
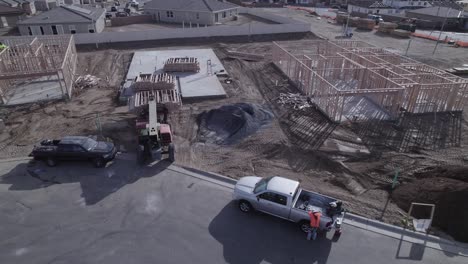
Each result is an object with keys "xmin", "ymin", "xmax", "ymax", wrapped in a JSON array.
[
  {"xmin": 0, "ymin": 35, "xmax": 77, "ymax": 104},
  {"xmin": 272, "ymin": 40, "xmax": 468, "ymax": 122}
]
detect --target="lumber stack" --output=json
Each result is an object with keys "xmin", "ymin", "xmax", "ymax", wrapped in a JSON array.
[
  {"xmin": 163, "ymin": 57, "xmax": 200, "ymax": 73},
  {"xmin": 336, "ymin": 13, "xmax": 348, "ymax": 24},
  {"xmin": 133, "ymin": 73, "xmax": 176, "ymax": 91},
  {"xmin": 392, "ymin": 29, "xmax": 411, "ymax": 38},
  {"xmin": 357, "ymin": 18, "xmax": 375, "ymax": 30},
  {"xmin": 349, "ymin": 17, "xmax": 360, "ymax": 27},
  {"xmin": 377, "ymin": 22, "xmax": 398, "ymax": 33}
]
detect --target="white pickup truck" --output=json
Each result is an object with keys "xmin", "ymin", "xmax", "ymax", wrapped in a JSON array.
[{"xmin": 233, "ymin": 176, "xmax": 344, "ymax": 238}]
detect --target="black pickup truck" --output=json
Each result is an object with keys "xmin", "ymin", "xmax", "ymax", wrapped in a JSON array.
[{"xmin": 30, "ymin": 136, "xmax": 117, "ymax": 168}]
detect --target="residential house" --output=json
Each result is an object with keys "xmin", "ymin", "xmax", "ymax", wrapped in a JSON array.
[
  {"xmin": 34, "ymin": 0, "xmax": 65, "ymax": 11},
  {"xmin": 0, "ymin": 0, "xmax": 35, "ymax": 15},
  {"xmin": 0, "ymin": 4, "xmax": 24, "ymax": 28},
  {"xmin": 17, "ymin": 5, "xmax": 105, "ymax": 35},
  {"xmin": 381, "ymin": 0, "xmax": 430, "ymax": 10},
  {"xmin": 406, "ymin": 6, "xmax": 467, "ymax": 29},
  {"xmin": 144, "ymin": 0, "xmax": 240, "ymax": 26},
  {"xmin": 348, "ymin": 1, "xmax": 397, "ymax": 15}
]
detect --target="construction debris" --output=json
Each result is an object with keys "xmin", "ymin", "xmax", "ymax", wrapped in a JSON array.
[
  {"xmin": 75, "ymin": 74, "xmax": 100, "ymax": 89},
  {"xmin": 277, "ymin": 93, "xmax": 312, "ymax": 110}
]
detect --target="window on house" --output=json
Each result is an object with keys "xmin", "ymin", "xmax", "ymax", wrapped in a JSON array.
[
  {"xmin": 166, "ymin": 11, "xmax": 174, "ymax": 18},
  {"xmin": 51, "ymin": 25, "xmax": 58, "ymax": 35},
  {"xmin": 40, "ymin": 26, "xmax": 44, "ymax": 35},
  {"xmin": 222, "ymin": 12, "xmax": 226, "ymax": 18},
  {"xmin": 27, "ymin": 26, "xmax": 32, "ymax": 35},
  {"xmin": 69, "ymin": 25, "xmax": 76, "ymax": 34},
  {"xmin": 196, "ymin": 13, "xmax": 199, "ymax": 19},
  {"xmin": 88, "ymin": 24, "xmax": 95, "ymax": 33}
]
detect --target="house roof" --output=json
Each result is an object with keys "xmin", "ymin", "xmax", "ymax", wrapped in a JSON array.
[
  {"xmin": 17, "ymin": 5, "xmax": 105, "ymax": 25},
  {"xmin": 144, "ymin": 0, "xmax": 239, "ymax": 12},
  {"xmin": 0, "ymin": 4, "xmax": 23, "ymax": 15},
  {"xmin": 407, "ymin": 6, "xmax": 466, "ymax": 18},
  {"xmin": 0, "ymin": 0, "xmax": 19, "ymax": 6},
  {"xmin": 350, "ymin": 1, "xmax": 392, "ymax": 9}
]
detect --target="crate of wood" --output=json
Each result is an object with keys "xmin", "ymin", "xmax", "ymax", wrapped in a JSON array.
[
  {"xmin": 377, "ymin": 22, "xmax": 397, "ymax": 33},
  {"xmin": 348, "ymin": 17, "xmax": 360, "ymax": 27},
  {"xmin": 391, "ymin": 29, "xmax": 411, "ymax": 38},
  {"xmin": 133, "ymin": 73, "xmax": 176, "ymax": 91},
  {"xmin": 163, "ymin": 57, "xmax": 200, "ymax": 72},
  {"xmin": 357, "ymin": 18, "xmax": 375, "ymax": 30}
]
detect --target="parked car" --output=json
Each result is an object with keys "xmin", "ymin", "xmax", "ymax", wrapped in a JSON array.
[
  {"xmin": 30, "ymin": 136, "xmax": 117, "ymax": 168},
  {"xmin": 367, "ymin": 14, "xmax": 383, "ymax": 25},
  {"xmin": 232, "ymin": 176, "xmax": 345, "ymax": 238}
]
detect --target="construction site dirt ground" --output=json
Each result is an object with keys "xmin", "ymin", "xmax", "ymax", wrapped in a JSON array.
[{"xmin": 0, "ymin": 38, "xmax": 467, "ymax": 240}]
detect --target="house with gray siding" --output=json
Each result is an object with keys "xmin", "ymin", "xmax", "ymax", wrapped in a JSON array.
[
  {"xmin": 17, "ymin": 5, "xmax": 105, "ymax": 36},
  {"xmin": 0, "ymin": 4, "xmax": 24, "ymax": 28},
  {"xmin": 144, "ymin": 0, "xmax": 240, "ymax": 26}
]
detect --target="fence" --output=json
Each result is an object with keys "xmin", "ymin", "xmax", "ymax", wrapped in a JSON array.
[
  {"xmin": 74, "ymin": 8, "xmax": 309, "ymax": 45},
  {"xmin": 110, "ymin": 15, "xmax": 153, "ymax": 27}
]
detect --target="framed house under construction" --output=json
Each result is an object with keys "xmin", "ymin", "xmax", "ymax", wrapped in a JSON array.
[
  {"xmin": 272, "ymin": 40, "xmax": 468, "ymax": 123},
  {"xmin": 0, "ymin": 35, "xmax": 77, "ymax": 105}
]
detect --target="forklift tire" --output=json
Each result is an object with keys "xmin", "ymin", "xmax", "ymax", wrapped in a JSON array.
[
  {"xmin": 46, "ymin": 157, "xmax": 57, "ymax": 167},
  {"xmin": 93, "ymin": 158, "xmax": 106, "ymax": 168},
  {"xmin": 168, "ymin": 143, "xmax": 175, "ymax": 162}
]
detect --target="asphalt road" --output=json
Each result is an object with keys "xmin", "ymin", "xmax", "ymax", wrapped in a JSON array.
[{"xmin": 0, "ymin": 157, "xmax": 466, "ymax": 264}]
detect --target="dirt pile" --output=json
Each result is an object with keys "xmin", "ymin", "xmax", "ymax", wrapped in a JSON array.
[
  {"xmin": 393, "ymin": 166, "xmax": 468, "ymax": 242},
  {"xmin": 197, "ymin": 103, "xmax": 273, "ymax": 145}
]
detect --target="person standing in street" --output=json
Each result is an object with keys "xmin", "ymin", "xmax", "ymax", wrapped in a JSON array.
[{"xmin": 307, "ymin": 209, "xmax": 321, "ymax": 241}]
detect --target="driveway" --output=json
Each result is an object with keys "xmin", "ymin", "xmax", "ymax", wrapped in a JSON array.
[{"xmin": 0, "ymin": 157, "xmax": 465, "ymax": 264}]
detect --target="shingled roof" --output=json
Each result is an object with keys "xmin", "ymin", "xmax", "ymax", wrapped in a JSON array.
[
  {"xmin": 17, "ymin": 5, "xmax": 104, "ymax": 25},
  {"xmin": 407, "ymin": 6, "xmax": 466, "ymax": 18},
  {"xmin": 0, "ymin": 4, "xmax": 24, "ymax": 15},
  {"xmin": 144, "ymin": 0, "xmax": 239, "ymax": 12}
]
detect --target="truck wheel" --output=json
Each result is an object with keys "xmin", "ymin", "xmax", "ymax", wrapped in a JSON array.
[
  {"xmin": 168, "ymin": 143, "xmax": 175, "ymax": 162},
  {"xmin": 299, "ymin": 220, "xmax": 311, "ymax": 233},
  {"xmin": 46, "ymin": 157, "xmax": 57, "ymax": 167},
  {"xmin": 238, "ymin": 200, "xmax": 252, "ymax": 213},
  {"xmin": 93, "ymin": 158, "xmax": 106, "ymax": 168},
  {"xmin": 333, "ymin": 230, "xmax": 342, "ymax": 242}
]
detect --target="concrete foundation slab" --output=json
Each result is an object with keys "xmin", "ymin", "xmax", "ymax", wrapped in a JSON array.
[
  {"xmin": 5, "ymin": 75, "xmax": 64, "ymax": 106},
  {"xmin": 127, "ymin": 49, "xmax": 227, "ymax": 100}
]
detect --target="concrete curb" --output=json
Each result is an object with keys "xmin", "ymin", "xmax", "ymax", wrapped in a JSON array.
[
  {"xmin": 170, "ymin": 165, "xmax": 468, "ymax": 257},
  {"xmin": 0, "ymin": 157, "xmax": 32, "ymax": 163},
  {"xmin": 167, "ymin": 165, "xmax": 236, "ymax": 189}
]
